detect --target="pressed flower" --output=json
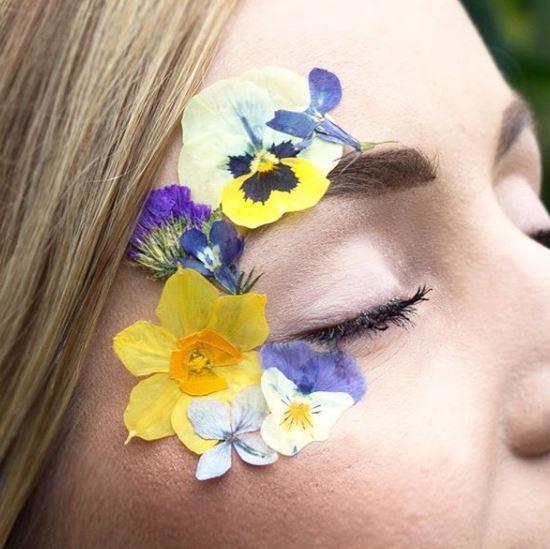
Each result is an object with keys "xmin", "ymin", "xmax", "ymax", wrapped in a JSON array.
[
  {"xmin": 260, "ymin": 341, "xmax": 366, "ymax": 403},
  {"xmin": 180, "ymin": 219, "xmax": 261, "ymax": 294},
  {"xmin": 113, "ymin": 268, "xmax": 269, "ymax": 454},
  {"xmin": 178, "ymin": 66, "xmax": 342, "ymax": 228},
  {"xmin": 127, "ymin": 185, "xmax": 213, "ymax": 279},
  {"xmin": 259, "ymin": 342, "xmax": 366, "ymax": 456},
  {"xmin": 267, "ymin": 67, "xmax": 385, "ymax": 152},
  {"xmin": 188, "ymin": 385, "xmax": 278, "ymax": 481}
]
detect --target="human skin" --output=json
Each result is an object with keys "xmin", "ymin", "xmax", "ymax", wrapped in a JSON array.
[{"xmin": 24, "ymin": 0, "xmax": 550, "ymax": 547}]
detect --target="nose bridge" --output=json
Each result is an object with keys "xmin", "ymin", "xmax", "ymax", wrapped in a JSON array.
[{"xmin": 465, "ymin": 225, "xmax": 550, "ymax": 458}]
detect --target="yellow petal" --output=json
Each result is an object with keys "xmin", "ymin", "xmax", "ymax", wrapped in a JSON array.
[
  {"xmin": 172, "ymin": 352, "xmax": 262, "ymax": 454},
  {"xmin": 124, "ymin": 373, "xmax": 181, "ymax": 441},
  {"xmin": 221, "ymin": 351, "xmax": 263, "ymax": 393},
  {"xmin": 171, "ymin": 393, "xmax": 220, "ymax": 454},
  {"xmin": 155, "ymin": 269, "xmax": 218, "ymax": 338},
  {"xmin": 220, "ymin": 157, "xmax": 330, "ymax": 228},
  {"xmin": 176, "ymin": 367, "xmax": 229, "ymax": 396},
  {"xmin": 279, "ymin": 157, "xmax": 331, "ymax": 210},
  {"xmin": 113, "ymin": 321, "xmax": 176, "ymax": 377},
  {"xmin": 206, "ymin": 294, "xmax": 269, "ymax": 351}
]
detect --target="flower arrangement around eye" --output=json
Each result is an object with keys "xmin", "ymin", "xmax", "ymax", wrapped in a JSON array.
[{"xmin": 114, "ymin": 66, "xmax": 389, "ymax": 480}]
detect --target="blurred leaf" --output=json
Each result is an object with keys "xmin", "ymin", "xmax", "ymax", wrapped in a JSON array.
[{"xmin": 462, "ymin": 0, "xmax": 550, "ymax": 205}]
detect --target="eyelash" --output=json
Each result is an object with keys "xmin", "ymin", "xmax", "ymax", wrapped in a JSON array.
[
  {"xmin": 292, "ymin": 229, "xmax": 548, "ymax": 348},
  {"xmin": 531, "ymin": 229, "xmax": 550, "ymax": 249},
  {"xmin": 300, "ymin": 285, "xmax": 431, "ymax": 346}
]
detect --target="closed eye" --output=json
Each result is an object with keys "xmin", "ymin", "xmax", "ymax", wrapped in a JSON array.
[{"xmin": 297, "ymin": 285, "xmax": 431, "ymax": 346}]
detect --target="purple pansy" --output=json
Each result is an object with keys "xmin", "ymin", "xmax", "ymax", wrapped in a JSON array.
[
  {"xmin": 127, "ymin": 185, "xmax": 211, "ymax": 279},
  {"xmin": 260, "ymin": 341, "xmax": 366, "ymax": 403},
  {"xmin": 180, "ymin": 220, "xmax": 244, "ymax": 293},
  {"xmin": 267, "ymin": 67, "xmax": 362, "ymax": 150}
]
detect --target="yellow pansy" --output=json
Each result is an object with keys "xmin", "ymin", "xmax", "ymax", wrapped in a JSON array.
[
  {"xmin": 178, "ymin": 66, "xmax": 341, "ymax": 228},
  {"xmin": 220, "ymin": 151, "xmax": 330, "ymax": 229},
  {"xmin": 113, "ymin": 268, "xmax": 269, "ymax": 454}
]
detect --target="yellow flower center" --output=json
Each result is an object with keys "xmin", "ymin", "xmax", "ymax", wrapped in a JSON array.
[
  {"xmin": 281, "ymin": 401, "xmax": 313, "ymax": 431},
  {"xmin": 170, "ymin": 329, "xmax": 242, "ymax": 396},
  {"xmin": 249, "ymin": 150, "xmax": 279, "ymax": 173},
  {"xmin": 187, "ymin": 349, "xmax": 211, "ymax": 373}
]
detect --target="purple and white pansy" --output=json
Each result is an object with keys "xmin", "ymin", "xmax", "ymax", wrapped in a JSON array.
[{"xmin": 259, "ymin": 342, "xmax": 365, "ymax": 456}]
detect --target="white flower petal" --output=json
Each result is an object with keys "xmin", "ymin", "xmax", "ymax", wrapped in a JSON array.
[
  {"xmin": 178, "ymin": 133, "xmax": 246, "ymax": 206},
  {"xmin": 261, "ymin": 410, "xmax": 314, "ymax": 456},
  {"xmin": 187, "ymin": 398, "xmax": 231, "ymax": 441},
  {"xmin": 232, "ymin": 385, "xmax": 269, "ymax": 434},
  {"xmin": 309, "ymin": 391, "xmax": 354, "ymax": 441},
  {"xmin": 234, "ymin": 432, "xmax": 278, "ymax": 466},
  {"xmin": 298, "ymin": 137, "xmax": 342, "ymax": 177},
  {"xmin": 195, "ymin": 441, "xmax": 232, "ymax": 481},
  {"xmin": 242, "ymin": 66, "xmax": 310, "ymax": 111},
  {"xmin": 260, "ymin": 368, "xmax": 355, "ymax": 456},
  {"xmin": 261, "ymin": 367, "xmax": 299, "ymax": 416}
]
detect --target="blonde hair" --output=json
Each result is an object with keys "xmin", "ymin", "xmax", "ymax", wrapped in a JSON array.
[{"xmin": 0, "ymin": 1, "xmax": 235, "ymax": 543}]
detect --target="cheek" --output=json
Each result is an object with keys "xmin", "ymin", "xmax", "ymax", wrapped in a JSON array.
[
  {"xmin": 45, "ymin": 266, "xmax": 491, "ymax": 548},
  {"xmin": 52, "ymin": 351, "xmax": 491, "ymax": 549}
]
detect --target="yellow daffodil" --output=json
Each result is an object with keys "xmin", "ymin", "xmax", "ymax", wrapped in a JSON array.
[{"xmin": 113, "ymin": 268, "xmax": 269, "ymax": 454}]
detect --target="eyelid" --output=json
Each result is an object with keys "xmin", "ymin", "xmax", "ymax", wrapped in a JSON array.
[
  {"xmin": 296, "ymin": 285, "xmax": 431, "ymax": 346},
  {"xmin": 495, "ymin": 129, "xmax": 542, "ymax": 194}
]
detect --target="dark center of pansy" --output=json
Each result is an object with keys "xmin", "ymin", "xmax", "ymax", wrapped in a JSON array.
[
  {"xmin": 226, "ymin": 140, "xmax": 301, "ymax": 204},
  {"xmin": 240, "ymin": 163, "xmax": 299, "ymax": 204}
]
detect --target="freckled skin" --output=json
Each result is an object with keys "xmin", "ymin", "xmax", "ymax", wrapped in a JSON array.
[{"xmin": 25, "ymin": 1, "xmax": 550, "ymax": 547}]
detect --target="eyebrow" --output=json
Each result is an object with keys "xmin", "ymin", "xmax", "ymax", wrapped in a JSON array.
[
  {"xmin": 496, "ymin": 97, "xmax": 536, "ymax": 160},
  {"xmin": 325, "ymin": 147, "xmax": 437, "ymax": 198},
  {"xmin": 325, "ymin": 97, "xmax": 537, "ymax": 199}
]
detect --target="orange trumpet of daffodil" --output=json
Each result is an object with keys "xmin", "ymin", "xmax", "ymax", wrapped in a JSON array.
[{"xmin": 113, "ymin": 268, "xmax": 269, "ymax": 454}]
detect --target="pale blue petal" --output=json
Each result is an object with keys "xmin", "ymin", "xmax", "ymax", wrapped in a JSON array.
[
  {"xmin": 234, "ymin": 432, "xmax": 278, "ymax": 466},
  {"xmin": 187, "ymin": 399, "xmax": 231, "ymax": 440},
  {"xmin": 232, "ymin": 385, "xmax": 269, "ymax": 434},
  {"xmin": 195, "ymin": 441, "xmax": 232, "ymax": 481}
]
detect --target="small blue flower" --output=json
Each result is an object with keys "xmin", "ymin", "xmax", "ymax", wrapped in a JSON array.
[
  {"xmin": 267, "ymin": 67, "xmax": 363, "ymax": 150},
  {"xmin": 180, "ymin": 220, "xmax": 254, "ymax": 294},
  {"xmin": 187, "ymin": 386, "xmax": 278, "ymax": 481}
]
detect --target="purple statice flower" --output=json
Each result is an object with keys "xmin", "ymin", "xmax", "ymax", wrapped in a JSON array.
[
  {"xmin": 127, "ymin": 185, "xmax": 212, "ymax": 279},
  {"xmin": 260, "ymin": 341, "xmax": 366, "ymax": 403},
  {"xmin": 267, "ymin": 68, "xmax": 363, "ymax": 151}
]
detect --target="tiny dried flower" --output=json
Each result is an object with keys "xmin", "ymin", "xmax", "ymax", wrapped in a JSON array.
[
  {"xmin": 188, "ymin": 386, "xmax": 278, "ymax": 481},
  {"xmin": 127, "ymin": 185, "xmax": 212, "ymax": 279}
]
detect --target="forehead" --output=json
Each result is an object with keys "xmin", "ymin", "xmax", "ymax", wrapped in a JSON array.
[{"xmin": 206, "ymin": 0, "xmax": 512, "ymax": 172}]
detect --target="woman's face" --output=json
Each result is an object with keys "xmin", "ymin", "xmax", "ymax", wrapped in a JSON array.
[{"xmin": 35, "ymin": 0, "xmax": 550, "ymax": 547}]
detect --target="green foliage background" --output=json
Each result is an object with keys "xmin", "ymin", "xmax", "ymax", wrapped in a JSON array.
[{"xmin": 461, "ymin": 0, "xmax": 550, "ymax": 204}]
